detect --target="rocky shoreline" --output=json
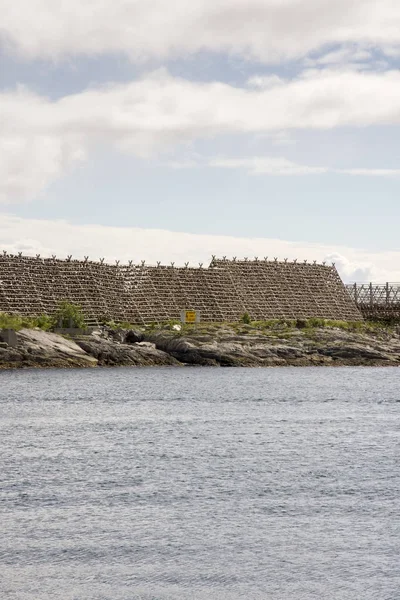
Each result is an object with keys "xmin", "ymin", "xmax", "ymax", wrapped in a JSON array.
[{"xmin": 1, "ymin": 323, "xmax": 400, "ymax": 369}]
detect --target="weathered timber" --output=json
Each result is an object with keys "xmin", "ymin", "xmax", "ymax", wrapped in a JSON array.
[
  {"xmin": 346, "ymin": 282, "xmax": 400, "ymax": 320},
  {"xmin": 0, "ymin": 253, "xmax": 362, "ymax": 324}
]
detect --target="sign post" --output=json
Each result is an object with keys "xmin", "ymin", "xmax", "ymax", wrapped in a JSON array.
[{"xmin": 180, "ymin": 310, "xmax": 200, "ymax": 324}]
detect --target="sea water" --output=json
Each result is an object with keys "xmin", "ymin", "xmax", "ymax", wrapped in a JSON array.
[{"xmin": 1, "ymin": 367, "xmax": 399, "ymax": 599}]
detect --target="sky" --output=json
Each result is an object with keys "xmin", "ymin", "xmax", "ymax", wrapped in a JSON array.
[{"xmin": 1, "ymin": 0, "xmax": 400, "ymax": 282}]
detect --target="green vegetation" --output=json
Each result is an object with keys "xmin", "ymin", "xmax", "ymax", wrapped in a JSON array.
[
  {"xmin": 99, "ymin": 317, "xmax": 142, "ymax": 330},
  {"xmin": 240, "ymin": 312, "xmax": 252, "ymax": 324},
  {"xmin": 167, "ymin": 318, "xmax": 395, "ymax": 338},
  {"xmin": 0, "ymin": 313, "xmax": 53, "ymax": 332},
  {"xmin": 101, "ymin": 319, "xmax": 125, "ymax": 330},
  {"xmin": 297, "ymin": 318, "xmax": 357, "ymax": 330},
  {"xmin": 53, "ymin": 301, "xmax": 85, "ymax": 329},
  {"xmin": 0, "ymin": 305, "xmax": 397, "ymax": 337},
  {"xmin": 0, "ymin": 301, "xmax": 85, "ymax": 332},
  {"xmin": 161, "ymin": 317, "xmax": 395, "ymax": 332},
  {"xmin": 236, "ymin": 317, "xmax": 385, "ymax": 333},
  {"xmin": 300, "ymin": 318, "xmax": 386, "ymax": 332}
]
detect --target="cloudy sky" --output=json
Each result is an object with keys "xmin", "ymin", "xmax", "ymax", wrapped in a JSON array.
[{"xmin": 1, "ymin": 0, "xmax": 400, "ymax": 281}]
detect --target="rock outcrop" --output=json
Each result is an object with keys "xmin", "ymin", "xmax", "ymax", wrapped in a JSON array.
[
  {"xmin": 74, "ymin": 335, "xmax": 179, "ymax": 367},
  {"xmin": 145, "ymin": 326, "xmax": 400, "ymax": 367},
  {"xmin": 0, "ymin": 329, "xmax": 97, "ymax": 369},
  {"xmin": 0, "ymin": 324, "xmax": 399, "ymax": 369}
]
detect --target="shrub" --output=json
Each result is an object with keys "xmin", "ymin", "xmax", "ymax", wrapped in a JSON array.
[
  {"xmin": 33, "ymin": 315, "xmax": 53, "ymax": 331},
  {"xmin": 0, "ymin": 313, "xmax": 25, "ymax": 331},
  {"xmin": 0, "ymin": 312, "xmax": 53, "ymax": 331},
  {"xmin": 53, "ymin": 301, "xmax": 85, "ymax": 329},
  {"xmin": 240, "ymin": 312, "xmax": 252, "ymax": 324}
]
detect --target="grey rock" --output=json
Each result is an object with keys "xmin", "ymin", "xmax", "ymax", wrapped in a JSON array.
[
  {"xmin": 0, "ymin": 329, "xmax": 97, "ymax": 369},
  {"xmin": 125, "ymin": 330, "xmax": 145, "ymax": 344},
  {"xmin": 75, "ymin": 336, "xmax": 179, "ymax": 367},
  {"xmin": 145, "ymin": 326, "xmax": 400, "ymax": 367},
  {"xmin": 135, "ymin": 341, "xmax": 155, "ymax": 348},
  {"xmin": 1, "ymin": 323, "xmax": 400, "ymax": 369},
  {"xmin": 318, "ymin": 344, "xmax": 392, "ymax": 361},
  {"xmin": 104, "ymin": 328, "xmax": 126, "ymax": 344}
]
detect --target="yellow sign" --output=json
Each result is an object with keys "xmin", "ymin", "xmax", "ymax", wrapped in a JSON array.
[
  {"xmin": 180, "ymin": 310, "xmax": 199, "ymax": 324},
  {"xmin": 185, "ymin": 310, "xmax": 197, "ymax": 323}
]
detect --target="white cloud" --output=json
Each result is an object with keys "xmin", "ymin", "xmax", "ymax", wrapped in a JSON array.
[
  {"xmin": 1, "ymin": 0, "xmax": 400, "ymax": 63},
  {"xmin": 210, "ymin": 157, "xmax": 328, "ymax": 175},
  {"xmin": 323, "ymin": 253, "xmax": 377, "ymax": 282},
  {"xmin": 0, "ymin": 133, "xmax": 86, "ymax": 204},
  {"xmin": 246, "ymin": 75, "xmax": 286, "ymax": 89},
  {"xmin": 383, "ymin": 45, "xmax": 400, "ymax": 58},
  {"xmin": 3, "ymin": 68, "xmax": 400, "ymax": 202},
  {"xmin": 1, "ymin": 214, "xmax": 399, "ymax": 282},
  {"xmin": 302, "ymin": 46, "xmax": 391, "ymax": 75},
  {"xmin": 317, "ymin": 48, "xmax": 373, "ymax": 66},
  {"xmin": 341, "ymin": 168, "xmax": 400, "ymax": 177},
  {"xmin": 303, "ymin": 46, "xmax": 375, "ymax": 70},
  {"xmin": 208, "ymin": 156, "xmax": 400, "ymax": 177}
]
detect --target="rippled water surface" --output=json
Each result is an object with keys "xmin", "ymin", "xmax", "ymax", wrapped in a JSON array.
[{"xmin": 1, "ymin": 367, "xmax": 400, "ymax": 599}]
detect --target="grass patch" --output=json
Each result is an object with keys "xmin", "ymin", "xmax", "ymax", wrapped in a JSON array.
[
  {"xmin": 0, "ymin": 302, "xmax": 85, "ymax": 332},
  {"xmin": 104, "ymin": 320, "xmax": 140, "ymax": 330},
  {"xmin": 0, "ymin": 313, "xmax": 53, "ymax": 332},
  {"xmin": 2, "ymin": 310, "xmax": 394, "ymax": 338}
]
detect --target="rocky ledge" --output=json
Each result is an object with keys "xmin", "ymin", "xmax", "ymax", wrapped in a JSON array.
[{"xmin": 1, "ymin": 323, "xmax": 400, "ymax": 369}]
